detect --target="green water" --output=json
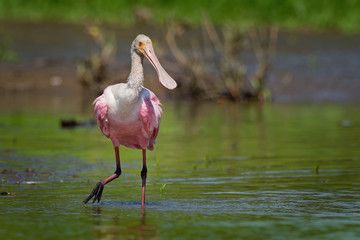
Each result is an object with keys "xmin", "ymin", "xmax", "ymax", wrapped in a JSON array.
[{"xmin": 1, "ymin": 102, "xmax": 360, "ymax": 239}]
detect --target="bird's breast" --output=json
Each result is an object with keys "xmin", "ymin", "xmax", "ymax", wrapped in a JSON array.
[{"xmin": 104, "ymin": 84, "xmax": 142, "ymax": 124}]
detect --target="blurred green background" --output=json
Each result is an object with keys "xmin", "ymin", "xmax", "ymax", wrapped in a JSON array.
[{"xmin": 1, "ymin": 0, "xmax": 360, "ymax": 32}]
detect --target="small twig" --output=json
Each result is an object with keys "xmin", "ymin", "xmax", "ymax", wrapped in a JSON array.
[
  {"xmin": 269, "ymin": 25, "xmax": 279, "ymax": 57},
  {"xmin": 165, "ymin": 23, "xmax": 188, "ymax": 67},
  {"xmin": 201, "ymin": 12, "xmax": 222, "ymax": 52}
]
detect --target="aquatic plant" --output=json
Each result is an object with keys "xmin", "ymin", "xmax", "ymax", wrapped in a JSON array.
[
  {"xmin": 160, "ymin": 183, "xmax": 166, "ymax": 195},
  {"xmin": 77, "ymin": 23, "xmax": 118, "ymax": 95},
  {"xmin": 164, "ymin": 13, "xmax": 278, "ymax": 101},
  {"xmin": 0, "ymin": 42, "xmax": 18, "ymax": 62}
]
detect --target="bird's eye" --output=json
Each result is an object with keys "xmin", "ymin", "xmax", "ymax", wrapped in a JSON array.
[{"xmin": 138, "ymin": 41, "xmax": 143, "ymax": 47}]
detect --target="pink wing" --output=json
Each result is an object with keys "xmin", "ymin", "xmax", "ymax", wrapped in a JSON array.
[
  {"xmin": 93, "ymin": 94, "xmax": 110, "ymax": 138},
  {"xmin": 139, "ymin": 91, "xmax": 163, "ymax": 150}
]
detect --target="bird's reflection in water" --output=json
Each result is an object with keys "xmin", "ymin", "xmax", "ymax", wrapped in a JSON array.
[{"xmin": 86, "ymin": 204, "xmax": 157, "ymax": 240}]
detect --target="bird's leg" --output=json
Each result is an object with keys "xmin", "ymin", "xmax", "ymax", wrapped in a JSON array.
[
  {"xmin": 141, "ymin": 149, "xmax": 147, "ymax": 207},
  {"xmin": 83, "ymin": 146, "xmax": 122, "ymax": 204}
]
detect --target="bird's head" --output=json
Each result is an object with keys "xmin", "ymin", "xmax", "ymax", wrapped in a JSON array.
[
  {"xmin": 132, "ymin": 34, "xmax": 151, "ymax": 56},
  {"xmin": 131, "ymin": 34, "xmax": 177, "ymax": 90}
]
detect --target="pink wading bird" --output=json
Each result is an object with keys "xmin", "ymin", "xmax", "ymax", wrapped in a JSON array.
[{"xmin": 83, "ymin": 34, "xmax": 177, "ymax": 206}]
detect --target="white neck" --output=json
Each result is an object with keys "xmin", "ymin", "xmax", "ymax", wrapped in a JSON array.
[{"xmin": 127, "ymin": 51, "xmax": 144, "ymax": 92}]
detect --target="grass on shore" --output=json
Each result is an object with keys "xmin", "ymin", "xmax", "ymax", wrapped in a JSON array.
[{"xmin": 0, "ymin": 0, "xmax": 360, "ymax": 32}]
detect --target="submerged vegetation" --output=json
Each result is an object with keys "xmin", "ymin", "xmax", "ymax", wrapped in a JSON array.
[{"xmin": 0, "ymin": 0, "xmax": 360, "ymax": 32}]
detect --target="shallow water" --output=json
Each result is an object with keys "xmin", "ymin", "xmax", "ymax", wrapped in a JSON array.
[{"xmin": 1, "ymin": 102, "xmax": 360, "ymax": 239}]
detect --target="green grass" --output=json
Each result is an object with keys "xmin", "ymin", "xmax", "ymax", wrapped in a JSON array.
[{"xmin": 1, "ymin": 0, "xmax": 360, "ymax": 32}]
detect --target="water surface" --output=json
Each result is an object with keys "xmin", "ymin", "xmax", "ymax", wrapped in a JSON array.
[{"xmin": 1, "ymin": 102, "xmax": 359, "ymax": 239}]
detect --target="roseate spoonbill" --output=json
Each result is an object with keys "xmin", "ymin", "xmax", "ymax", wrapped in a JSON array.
[{"xmin": 83, "ymin": 34, "xmax": 177, "ymax": 206}]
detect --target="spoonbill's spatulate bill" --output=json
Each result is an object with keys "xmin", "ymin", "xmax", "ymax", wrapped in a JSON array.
[{"xmin": 83, "ymin": 34, "xmax": 177, "ymax": 206}]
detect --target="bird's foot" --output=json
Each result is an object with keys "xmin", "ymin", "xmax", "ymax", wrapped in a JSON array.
[{"xmin": 83, "ymin": 182, "xmax": 104, "ymax": 204}]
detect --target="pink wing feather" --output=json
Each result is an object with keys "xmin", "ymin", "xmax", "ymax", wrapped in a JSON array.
[
  {"xmin": 139, "ymin": 91, "xmax": 162, "ymax": 150},
  {"xmin": 93, "ymin": 94, "xmax": 110, "ymax": 138}
]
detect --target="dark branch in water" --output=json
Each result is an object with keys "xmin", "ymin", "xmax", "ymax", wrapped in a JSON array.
[{"xmin": 60, "ymin": 119, "xmax": 95, "ymax": 129}]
